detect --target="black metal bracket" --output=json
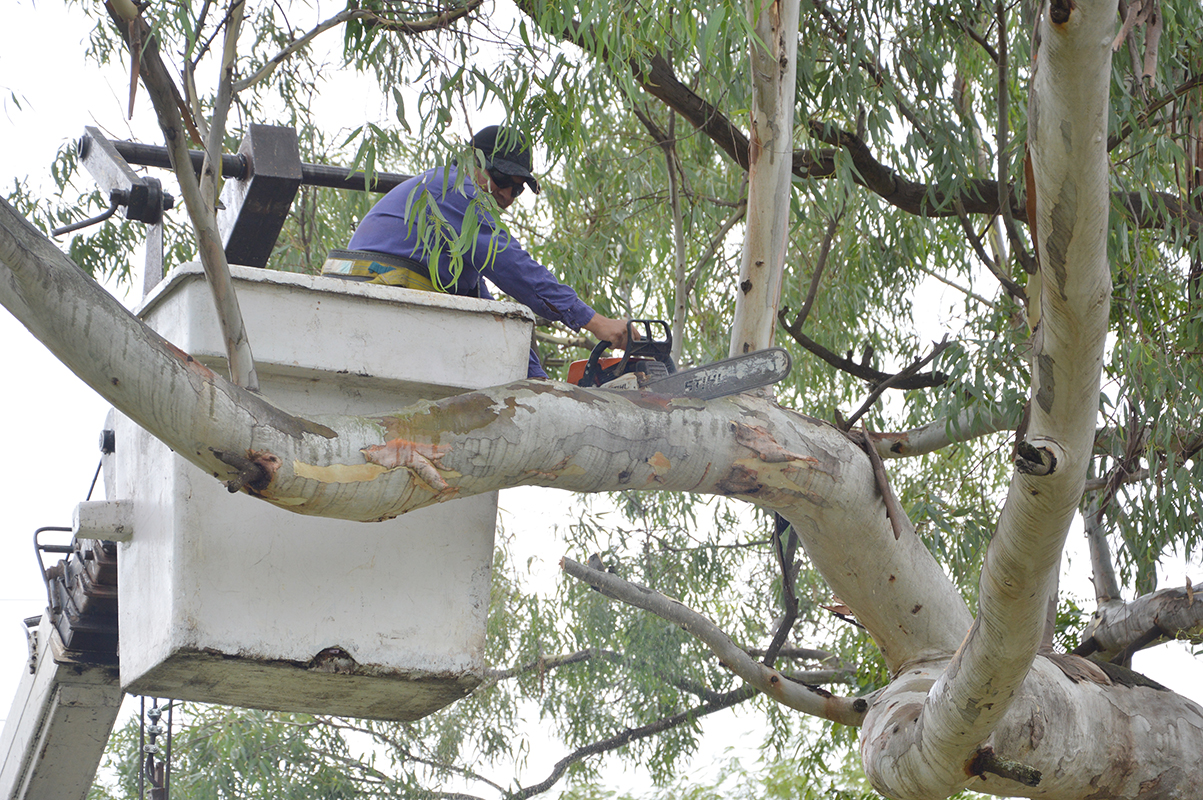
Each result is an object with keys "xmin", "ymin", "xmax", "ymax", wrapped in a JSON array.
[
  {"xmin": 61, "ymin": 124, "xmax": 417, "ymax": 286},
  {"xmin": 71, "ymin": 127, "xmax": 175, "ymax": 293}
]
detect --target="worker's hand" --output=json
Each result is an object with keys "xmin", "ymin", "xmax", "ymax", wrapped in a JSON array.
[{"xmin": 584, "ymin": 314, "xmax": 639, "ymax": 351}]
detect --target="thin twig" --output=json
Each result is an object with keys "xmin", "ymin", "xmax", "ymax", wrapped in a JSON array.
[
  {"xmin": 561, "ymin": 557, "xmax": 868, "ymax": 725},
  {"xmin": 316, "ymin": 717, "xmax": 507, "ymax": 796},
  {"xmin": 850, "ymin": 426, "xmax": 907, "ymax": 540},
  {"xmin": 684, "ymin": 197, "xmax": 747, "ymax": 297},
  {"xmin": 784, "ymin": 211, "xmax": 842, "ymax": 334},
  {"xmin": 988, "ymin": 5, "xmax": 1039, "ymax": 275},
  {"xmin": 762, "ymin": 514, "xmax": 800, "ymax": 665},
  {"xmin": 507, "ymin": 686, "xmax": 756, "ymax": 800},
  {"xmin": 953, "ymin": 199, "xmax": 1026, "ymax": 302},
  {"xmin": 1109, "ymin": 72, "xmax": 1203, "ymax": 150},
  {"xmin": 912, "ymin": 261, "xmax": 997, "ymax": 308},
  {"xmin": 956, "ymin": 17, "xmax": 1000, "ymax": 63},
  {"xmin": 841, "ymin": 336, "xmax": 954, "ymax": 430},
  {"xmin": 233, "ymin": 1, "xmax": 484, "ymax": 93}
]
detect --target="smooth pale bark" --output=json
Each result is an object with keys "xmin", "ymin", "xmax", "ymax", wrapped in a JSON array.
[
  {"xmin": 728, "ymin": 0, "xmax": 799, "ymax": 357},
  {"xmin": 1081, "ymin": 584, "xmax": 1203, "ymax": 661},
  {"xmin": 0, "ymin": 194, "xmax": 968, "ymax": 673},
  {"xmin": 874, "ymin": 407, "xmax": 1015, "ymax": 459},
  {"xmin": 860, "ymin": 1, "xmax": 1121, "ymax": 797},
  {"xmin": 862, "ymin": 657, "xmax": 1203, "ymax": 799}
]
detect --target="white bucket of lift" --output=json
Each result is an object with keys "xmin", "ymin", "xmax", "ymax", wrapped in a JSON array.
[{"xmin": 96, "ymin": 263, "xmax": 533, "ymax": 720}]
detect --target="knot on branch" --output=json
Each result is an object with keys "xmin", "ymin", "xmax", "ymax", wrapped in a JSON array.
[
  {"xmin": 1015, "ymin": 440, "xmax": 1058, "ymax": 476},
  {"xmin": 967, "ymin": 746, "xmax": 1042, "ymax": 787},
  {"xmin": 211, "ymin": 447, "xmax": 278, "ymax": 493},
  {"xmin": 1049, "ymin": 0, "xmax": 1073, "ymax": 25}
]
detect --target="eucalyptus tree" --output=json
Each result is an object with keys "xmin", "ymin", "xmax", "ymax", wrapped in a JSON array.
[{"xmin": 5, "ymin": 0, "xmax": 1203, "ymax": 798}]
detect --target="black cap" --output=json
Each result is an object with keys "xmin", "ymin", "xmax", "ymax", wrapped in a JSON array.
[{"xmin": 469, "ymin": 125, "xmax": 541, "ymax": 194}]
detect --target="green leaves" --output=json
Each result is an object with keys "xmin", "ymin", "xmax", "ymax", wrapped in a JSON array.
[{"xmin": 20, "ymin": 0, "xmax": 1199, "ymax": 795}]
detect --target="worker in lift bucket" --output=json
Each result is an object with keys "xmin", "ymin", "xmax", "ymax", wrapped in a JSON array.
[{"xmin": 323, "ymin": 125, "xmax": 634, "ymax": 378}]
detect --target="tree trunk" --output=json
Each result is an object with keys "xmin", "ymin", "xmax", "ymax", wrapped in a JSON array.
[
  {"xmin": 858, "ymin": 1, "xmax": 1168, "ymax": 797},
  {"xmin": 728, "ymin": 0, "xmax": 799, "ymax": 358}
]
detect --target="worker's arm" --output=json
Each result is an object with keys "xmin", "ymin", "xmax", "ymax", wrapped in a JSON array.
[
  {"xmin": 583, "ymin": 314, "xmax": 633, "ymax": 350},
  {"xmin": 477, "ymin": 231, "xmax": 597, "ymax": 330}
]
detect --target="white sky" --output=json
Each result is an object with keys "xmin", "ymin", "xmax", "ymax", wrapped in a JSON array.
[{"xmin": 0, "ymin": 0, "xmax": 1199, "ymax": 794}]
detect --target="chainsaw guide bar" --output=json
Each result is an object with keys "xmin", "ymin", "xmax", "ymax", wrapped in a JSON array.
[{"xmin": 639, "ymin": 347, "xmax": 792, "ymax": 400}]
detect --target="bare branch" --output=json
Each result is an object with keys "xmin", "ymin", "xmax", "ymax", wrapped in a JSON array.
[
  {"xmin": 234, "ymin": 2, "xmax": 484, "ymax": 95},
  {"xmin": 993, "ymin": 1, "xmax": 1038, "ymax": 277},
  {"xmin": 762, "ymin": 514, "xmax": 800, "ymax": 665},
  {"xmin": 508, "ymin": 685, "xmax": 756, "ymax": 800},
  {"xmin": 841, "ymin": 336, "xmax": 955, "ymax": 429},
  {"xmin": 1082, "ymin": 490, "xmax": 1122, "ymax": 605},
  {"xmin": 955, "ymin": 17, "xmax": 1000, "ymax": 63},
  {"xmin": 782, "ymin": 212, "xmax": 841, "ymax": 335},
  {"xmin": 849, "ymin": 426, "xmax": 906, "ymax": 540},
  {"xmin": 912, "ymin": 261, "xmax": 998, "ymax": 308},
  {"xmin": 315, "ymin": 717, "xmax": 506, "ymax": 796},
  {"xmin": 959, "ymin": 199, "xmax": 1028, "ymax": 301},
  {"xmin": 684, "ymin": 195, "xmax": 746, "ymax": 297},
  {"xmin": 104, "ymin": 1, "xmax": 259, "ymax": 389},
  {"xmin": 560, "ymin": 557, "xmax": 868, "ymax": 726},
  {"xmin": 1108, "ymin": 72, "xmax": 1203, "ymax": 150},
  {"xmin": 745, "ymin": 646, "xmax": 841, "ymax": 662},
  {"xmin": 778, "ymin": 326, "xmax": 950, "ymax": 390},
  {"xmin": 873, "ymin": 405, "xmax": 1017, "ymax": 459}
]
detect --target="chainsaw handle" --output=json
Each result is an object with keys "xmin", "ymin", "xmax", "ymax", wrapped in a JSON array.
[
  {"xmin": 579, "ymin": 338, "xmax": 622, "ymax": 387},
  {"xmin": 577, "ymin": 320, "xmax": 676, "ymax": 387}
]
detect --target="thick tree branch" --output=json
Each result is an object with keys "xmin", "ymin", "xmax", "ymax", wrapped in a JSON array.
[
  {"xmin": 863, "ymin": 2, "xmax": 1119, "ymax": 794},
  {"xmin": 873, "ymin": 405, "xmax": 1017, "ymax": 459},
  {"xmin": 1082, "ymin": 491, "xmax": 1123, "ymax": 605},
  {"xmin": 1076, "ymin": 580, "xmax": 1203, "ymax": 662},
  {"xmin": 1115, "ymin": 189, "xmax": 1203, "ymax": 232},
  {"xmin": 525, "ymin": 2, "xmax": 1202, "ymax": 247},
  {"xmin": 778, "ymin": 324, "xmax": 950, "ymax": 391}
]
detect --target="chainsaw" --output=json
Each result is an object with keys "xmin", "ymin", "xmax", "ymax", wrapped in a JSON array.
[{"xmin": 567, "ymin": 320, "xmax": 792, "ymax": 400}]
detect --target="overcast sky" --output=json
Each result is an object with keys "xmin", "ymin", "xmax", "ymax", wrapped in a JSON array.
[
  {"xmin": 0, "ymin": 0, "xmax": 1198, "ymax": 788},
  {"xmin": 0, "ymin": 0, "xmax": 133, "ymax": 722}
]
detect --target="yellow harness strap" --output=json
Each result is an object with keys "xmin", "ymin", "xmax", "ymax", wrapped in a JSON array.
[{"xmin": 321, "ymin": 250, "xmax": 437, "ymax": 292}]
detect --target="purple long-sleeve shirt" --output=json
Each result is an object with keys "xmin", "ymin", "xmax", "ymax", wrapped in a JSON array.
[{"xmin": 348, "ymin": 166, "xmax": 595, "ymax": 378}]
